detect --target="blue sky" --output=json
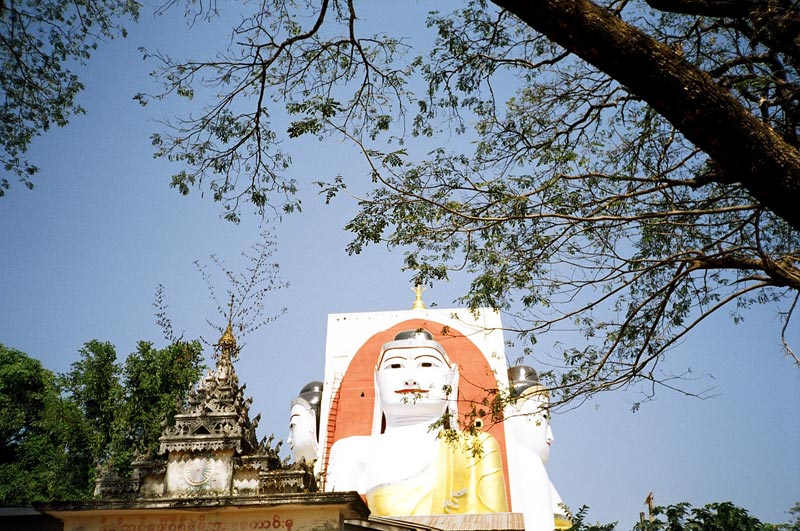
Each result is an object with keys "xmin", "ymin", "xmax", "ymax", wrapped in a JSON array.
[{"xmin": 1, "ymin": 2, "xmax": 798, "ymax": 528}]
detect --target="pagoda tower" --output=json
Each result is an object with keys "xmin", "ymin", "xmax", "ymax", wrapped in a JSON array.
[
  {"xmin": 158, "ymin": 321, "xmax": 264, "ymax": 496},
  {"xmin": 94, "ymin": 323, "xmax": 311, "ymax": 499}
]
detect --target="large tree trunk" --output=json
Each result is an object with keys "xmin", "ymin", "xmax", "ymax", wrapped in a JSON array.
[{"xmin": 493, "ymin": 0, "xmax": 800, "ymax": 231}]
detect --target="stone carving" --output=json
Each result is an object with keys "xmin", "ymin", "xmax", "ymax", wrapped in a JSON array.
[
  {"xmin": 93, "ymin": 465, "xmax": 141, "ymax": 498},
  {"xmin": 159, "ymin": 326, "xmax": 259, "ymax": 456}
]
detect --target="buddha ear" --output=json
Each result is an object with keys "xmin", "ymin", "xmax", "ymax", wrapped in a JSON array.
[{"xmin": 310, "ymin": 409, "xmax": 318, "ymax": 434}]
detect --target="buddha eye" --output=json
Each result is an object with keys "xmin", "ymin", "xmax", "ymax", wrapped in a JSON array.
[
  {"xmin": 420, "ymin": 362, "xmax": 433, "ymax": 368},
  {"xmin": 390, "ymin": 363, "xmax": 402, "ymax": 369}
]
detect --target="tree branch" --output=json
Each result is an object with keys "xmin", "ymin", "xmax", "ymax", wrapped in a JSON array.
[{"xmin": 492, "ymin": 0, "xmax": 800, "ymax": 231}]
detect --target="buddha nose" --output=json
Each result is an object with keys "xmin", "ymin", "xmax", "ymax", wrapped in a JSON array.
[
  {"xmin": 546, "ymin": 425, "xmax": 554, "ymax": 444},
  {"xmin": 404, "ymin": 378, "xmax": 418, "ymax": 387}
]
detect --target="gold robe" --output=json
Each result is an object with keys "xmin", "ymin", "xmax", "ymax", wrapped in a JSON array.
[{"xmin": 366, "ymin": 432, "xmax": 508, "ymax": 516}]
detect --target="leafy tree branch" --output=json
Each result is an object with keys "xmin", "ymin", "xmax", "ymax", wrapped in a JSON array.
[
  {"xmin": 0, "ymin": 0, "xmax": 139, "ymax": 194},
  {"xmin": 144, "ymin": 0, "xmax": 798, "ymax": 407}
]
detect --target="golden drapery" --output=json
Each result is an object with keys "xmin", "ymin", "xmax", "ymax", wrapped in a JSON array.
[{"xmin": 366, "ymin": 432, "xmax": 508, "ymax": 516}]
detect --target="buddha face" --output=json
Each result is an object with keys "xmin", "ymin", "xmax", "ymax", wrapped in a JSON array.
[
  {"xmin": 288, "ymin": 403, "xmax": 319, "ymax": 462},
  {"xmin": 513, "ymin": 389, "xmax": 554, "ymax": 463},
  {"xmin": 376, "ymin": 345, "xmax": 455, "ymax": 423}
]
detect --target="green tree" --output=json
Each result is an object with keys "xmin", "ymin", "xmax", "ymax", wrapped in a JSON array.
[
  {"xmin": 117, "ymin": 340, "xmax": 204, "ymax": 471},
  {"xmin": 777, "ymin": 502, "xmax": 800, "ymax": 531},
  {"xmin": 60, "ymin": 340, "xmax": 124, "ymax": 468},
  {"xmin": 145, "ymin": 1, "xmax": 799, "ymax": 406},
  {"xmin": 0, "ymin": 0, "xmax": 139, "ymax": 195},
  {"xmin": 0, "ymin": 339, "xmax": 205, "ymax": 503},
  {"xmin": 638, "ymin": 502, "xmax": 773, "ymax": 531},
  {"xmin": 63, "ymin": 339, "xmax": 205, "ymax": 475},
  {"xmin": 0, "ymin": 344, "xmax": 94, "ymax": 503},
  {"xmin": 565, "ymin": 501, "xmax": 797, "ymax": 531},
  {"xmin": 566, "ymin": 505, "xmax": 618, "ymax": 531}
]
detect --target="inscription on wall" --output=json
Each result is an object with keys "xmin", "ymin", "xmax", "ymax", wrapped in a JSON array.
[{"xmin": 63, "ymin": 510, "xmax": 328, "ymax": 531}]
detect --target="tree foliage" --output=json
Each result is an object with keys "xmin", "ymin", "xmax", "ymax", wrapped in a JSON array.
[
  {"xmin": 63, "ymin": 339, "xmax": 205, "ymax": 475},
  {"xmin": 0, "ymin": 344, "xmax": 94, "ymax": 503},
  {"xmin": 639, "ymin": 502, "xmax": 773, "ymax": 531},
  {"xmin": 0, "ymin": 339, "xmax": 204, "ymax": 504},
  {"xmin": 0, "ymin": 0, "xmax": 139, "ymax": 194},
  {"xmin": 117, "ymin": 340, "xmax": 204, "ymax": 470},
  {"xmin": 145, "ymin": 0, "xmax": 799, "ymax": 407},
  {"xmin": 566, "ymin": 501, "xmax": 799, "ymax": 531},
  {"xmin": 59, "ymin": 340, "xmax": 123, "ymax": 468}
]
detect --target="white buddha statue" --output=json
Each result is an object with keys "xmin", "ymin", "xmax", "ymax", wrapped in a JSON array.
[
  {"xmin": 288, "ymin": 381, "xmax": 323, "ymax": 463},
  {"xmin": 505, "ymin": 365, "xmax": 571, "ymax": 530},
  {"xmin": 326, "ymin": 330, "xmax": 508, "ymax": 516}
]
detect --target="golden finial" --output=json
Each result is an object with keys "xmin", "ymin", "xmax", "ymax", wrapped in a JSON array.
[
  {"xmin": 411, "ymin": 284, "xmax": 426, "ymax": 310},
  {"xmin": 219, "ymin": 320, "xmax": 236, "ymax": 348},
  {"xmin": 217, "ymin": 295, "xmax": 237, "ymax": 356}
]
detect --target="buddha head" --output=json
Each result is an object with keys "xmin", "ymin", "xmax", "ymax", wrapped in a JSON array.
[
  {"xmin": 288, "ymin": 380, "xmax": 323, "ymax": 462},
  {"xmin": 507, "ymin": 365, "xmax": 553, "ymax": 463},
  {"xmin": 373, "ymin": 329, "xmax": 459, "ymax": 432}
]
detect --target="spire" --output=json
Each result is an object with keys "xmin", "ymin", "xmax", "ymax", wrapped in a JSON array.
[
  {"xmin": 411, "ymin": 284, "xmax": 426, "ymax": 310},
  {"xmin": 219, "ymin": 319, "xmax": 237, "ymax": 349},
  {"xmin": 159, "ymin": 313, "xmax": 259, "ymax": 457},
  {"xmin": 214, "ymin": 317, "xmax": 238, "ymax": 384},
  {"xmin": 218, "ymin": 296, "xmax": 238, "ymax": 361}
]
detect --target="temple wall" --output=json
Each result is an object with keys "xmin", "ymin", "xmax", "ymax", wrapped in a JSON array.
[{"xmin": 53, "ymin": 506, "xmax": 344, "ymax": 531}]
